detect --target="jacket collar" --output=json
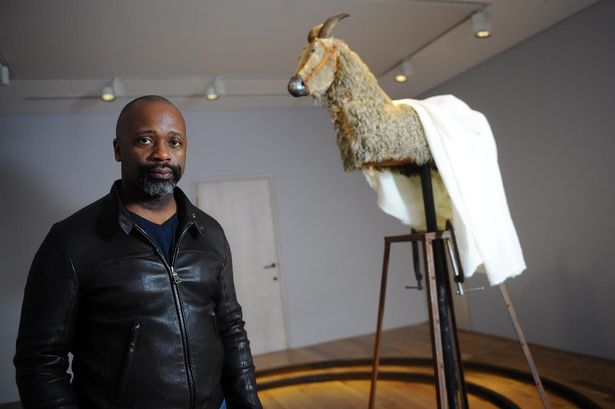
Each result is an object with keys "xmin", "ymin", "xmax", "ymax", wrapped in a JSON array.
[{"xmin": 109, "ymin": 180, "xmax": 205, "ymax": 237}]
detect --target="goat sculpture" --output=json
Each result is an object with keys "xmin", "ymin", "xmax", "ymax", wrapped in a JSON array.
[
  {"xmin": 287, "ymin": 13, "xmax": 528, "ymax": 286},
  {"xmin": 288, "ymin": 13, "xmax": 432, "ymax": 171}
]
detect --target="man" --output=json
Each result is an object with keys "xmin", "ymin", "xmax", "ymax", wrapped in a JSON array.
[{"xmin": 14, "ymin": 96, "xmax": 263, "ymax": 409}]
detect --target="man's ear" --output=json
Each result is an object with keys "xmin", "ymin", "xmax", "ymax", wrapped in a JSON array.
[{"xmin": 113, "ymin": 138, "xmax": 121, "ymax": 162}]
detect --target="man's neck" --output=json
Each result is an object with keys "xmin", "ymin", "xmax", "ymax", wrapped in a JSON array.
[{"xmin": 120, "ymin": 182, "xmax": 178, "ymax": 225}]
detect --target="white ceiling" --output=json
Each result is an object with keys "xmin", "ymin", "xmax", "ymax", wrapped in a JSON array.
[{"xmin": 0, "ymin": 0, "xmax": 600, "ymax": 114}]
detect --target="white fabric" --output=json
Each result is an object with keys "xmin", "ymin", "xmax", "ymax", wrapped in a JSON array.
[{"xmin": 363, "ymin": 95, "xmax": 526, "ymax": 285}]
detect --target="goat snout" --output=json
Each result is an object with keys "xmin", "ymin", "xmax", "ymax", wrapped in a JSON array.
[{"xmin": 288, "ymin": 75, "xmax": 309, "ymax": 97}]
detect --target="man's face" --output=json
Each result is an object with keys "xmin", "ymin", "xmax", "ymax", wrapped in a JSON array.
[{"xmin": 113, "ymin": 100, "xmax": 187, "ymax": 198}]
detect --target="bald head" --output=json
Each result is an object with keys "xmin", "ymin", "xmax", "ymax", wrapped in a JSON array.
[{"xmin": 115, "ymin": 95, "xmax": 183, "ymax": 140}]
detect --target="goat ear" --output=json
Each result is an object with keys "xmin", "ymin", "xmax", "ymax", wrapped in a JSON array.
[
  {"xmin": 318, "ymin": 13, "xmax": 350, "ymax": 39},
  {"xmin": 308, "ymin": 24, "xmax": 323, "ymax": 43}
]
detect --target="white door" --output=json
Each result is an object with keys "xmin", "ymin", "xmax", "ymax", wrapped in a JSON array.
[{"xmin": 195, "ymin": 177, "xmax": 288, "ymax": 355}]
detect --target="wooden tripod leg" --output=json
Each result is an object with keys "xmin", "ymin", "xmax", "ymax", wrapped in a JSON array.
[
  {"xmin": 499, "ymin": 283, "xmax": 552, "ymax": 409},
  {"xmin": 368, "ymin": 239, "xmax": 392, "ymax": 409},
  {"xmin": 425, "ymin": 234, "xmax": 449, "ymax": 409}
]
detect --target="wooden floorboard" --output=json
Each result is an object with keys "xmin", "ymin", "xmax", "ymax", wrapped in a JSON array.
[{"xmin": 254, "ymin": 323, "xmax": 615, "ymax": 408}]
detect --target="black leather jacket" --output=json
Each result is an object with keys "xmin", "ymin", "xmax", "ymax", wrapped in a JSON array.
[{"xmin": 14, "ymin": 181, "xmax": 262, "ymax": 409}]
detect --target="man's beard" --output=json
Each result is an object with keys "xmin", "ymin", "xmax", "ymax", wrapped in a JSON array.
[{"xmin": 136, "ymin": 164, "xmax": 182, "ymax": 197}]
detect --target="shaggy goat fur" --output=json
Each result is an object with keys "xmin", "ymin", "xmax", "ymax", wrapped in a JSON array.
[{"xmin": 307, "ymin": 39, "xmax": 432, "ymax": 171}]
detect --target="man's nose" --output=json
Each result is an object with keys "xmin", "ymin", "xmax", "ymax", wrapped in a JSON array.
[{"xmin": 150, "ymin": 142, "xmax": 172, "ymax": 161}]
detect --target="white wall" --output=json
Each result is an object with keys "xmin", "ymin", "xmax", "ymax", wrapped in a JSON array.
[
  {"xmin": 0, "ymin": 106, "xmax": 428, "ymax": 402},
  {"xmin": 424, "ymin": 0, "xmax": 615, "ymax": 360}
]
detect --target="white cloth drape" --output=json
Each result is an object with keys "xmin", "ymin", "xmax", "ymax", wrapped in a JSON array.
[{"xmin": 363, "ymin": 95, "xmax": 526, "ymax": 285}]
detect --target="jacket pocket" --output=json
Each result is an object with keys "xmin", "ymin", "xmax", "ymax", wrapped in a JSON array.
[
  {"xmin": 114, "ymin": 321, "xmax": 142, "ymax": 403},
  {"xmin": 209, "ymin": 311, "xmax": 220, "ymax": 341}
]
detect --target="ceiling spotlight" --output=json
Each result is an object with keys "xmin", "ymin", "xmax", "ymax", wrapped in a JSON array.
[
  {"xmin": 205, "ymin": 86, "xmax": 219, "ymax": 101},
  {"xmin": 101, "ymin": 85, "xmax": 115, "ymax": 102},
  {"xmin": 100, "ymin": 77, "xmax": 123, "ymax": 102},
  {"xmin": 206, "ymin": 76, "xmax": 226, "ymax": 101},
  {"xmin": 394, "ymin": 60, "xmax": 413, "ymax": 84},
  {"xmin": 472, "ymin": 10, "xmax": 492, "ymax": 39}
]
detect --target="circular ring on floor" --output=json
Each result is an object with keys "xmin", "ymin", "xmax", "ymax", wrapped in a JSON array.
[{"xmin": 256, "ymin": 357, "xmax": 601, "ymax": 408}]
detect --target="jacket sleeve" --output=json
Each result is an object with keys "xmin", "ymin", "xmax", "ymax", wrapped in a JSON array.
[
  {"xmin": 14, "ymin": 224, "xmax": 80, "ymax": 409},
  {"xmin": 215, "ymin": 237, "xmax": 263, "ymax": 409}
]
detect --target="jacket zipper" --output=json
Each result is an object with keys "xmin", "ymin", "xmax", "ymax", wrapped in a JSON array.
[{"xmin": 134, "ymin": 223, "xmax": 196, "ymax": 409}]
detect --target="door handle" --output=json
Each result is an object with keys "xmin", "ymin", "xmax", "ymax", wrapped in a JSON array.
[{"xmin": 264, "ymin": 262, "xmax": 277, "ymax": 269}]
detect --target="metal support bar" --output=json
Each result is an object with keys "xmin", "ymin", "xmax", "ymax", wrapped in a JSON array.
[
  {"xmin": 409, "ymin": 228, "xmax": 423, "ymax": 290},
  {"xmin": 368, "ymin": 239, "xmax": 391, "ymax": 409},
  {"xmin": 443, "ymin": 220, "xmax": 484, "ymax": 295},
  {"xmin": 499, "ymin": 284, "xmax": 552, "ymax": 409},
  {"xmin": 420, "ymin": 166, "xmax": 468, "ymax": 409},
  {"xmin": 425, "ymin": 233, "xmax": 450, "ymax": 408}
]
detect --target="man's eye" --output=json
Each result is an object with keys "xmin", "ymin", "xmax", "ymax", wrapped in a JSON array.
[
  {"xmin": 137, "ymin": 137, "xmax": 153, "ymax": 144},
  {"xmin": 169, "ymin": 139, "xmax": 182, "ymax": 147}
]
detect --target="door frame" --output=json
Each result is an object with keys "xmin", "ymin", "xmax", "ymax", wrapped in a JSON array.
[{"xmin": 190, "ymin": 174, "xmax": 291, "ymax": 351}]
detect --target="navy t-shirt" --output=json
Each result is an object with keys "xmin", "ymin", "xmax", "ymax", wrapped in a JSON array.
[{"xmin": 129, "ymin": 211, "xmax": 178, "ymax": 264}]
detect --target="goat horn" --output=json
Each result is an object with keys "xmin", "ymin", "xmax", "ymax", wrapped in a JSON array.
[
  {"xmin": 318, "ymin": 13, "xmax": 350, "ymax": 39},
  {"xmin": 308, "ymin": 24, "xmax": 323, "ymax": 43}
]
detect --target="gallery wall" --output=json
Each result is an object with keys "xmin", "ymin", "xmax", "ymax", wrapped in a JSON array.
[
  {"xmin": 0, "ymin": 106, "xmax": 427, "ymax": 402},
  {"xmin": 425, "ymin": 0, "xmax": 615, "ymax": 360}
]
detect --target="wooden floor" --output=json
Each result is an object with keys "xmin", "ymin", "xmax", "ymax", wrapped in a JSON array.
[{"xmin": 254, "ymin": 323, "xmax": 615, "ymax": 409}]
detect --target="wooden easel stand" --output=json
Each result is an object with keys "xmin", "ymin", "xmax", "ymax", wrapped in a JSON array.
[{"xmin": 367, "ymin": 165, "xmax": 551, "ymax": 409}]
